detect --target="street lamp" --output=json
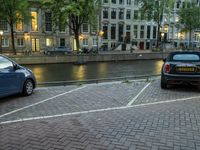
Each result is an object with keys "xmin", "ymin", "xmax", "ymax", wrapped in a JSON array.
[
  {"xmin": 160, "ymin": 31, "xmax": 165, "ymax": 58},
  {"xmin": 0, "ymin": 30, "xmax": 3, "ymax": 53}
]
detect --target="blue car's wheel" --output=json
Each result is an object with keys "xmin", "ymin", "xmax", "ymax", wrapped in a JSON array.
[{"xmin": 23, "ymin": 79, "xmax": 34, "ymax": 96}]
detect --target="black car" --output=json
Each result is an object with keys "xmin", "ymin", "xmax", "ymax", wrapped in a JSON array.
[
  {"xmin": 44, "ymin": 46, "xmax": 72, "ymax": 55},
  {"xmin": 161, "ymin": 51, "xmax": 200, "ymax": 89}
]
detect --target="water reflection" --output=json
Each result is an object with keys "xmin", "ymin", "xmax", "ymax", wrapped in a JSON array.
[
  {"xmin": 31, "ymin": 67, "xmax": 45, "ymax": 82},
  {"xmin": 97, "ymin": 63, "xmax": 108, "ymax": 78},
  {"xmin": 155, "ymin": 60, "xmax": 164, "ymax": 74},
  {"xmin": 25, "ymin": 60, "xmax": 163, "ymax": 83},
  {"xmin": 72, "ymin": 65, "xmax": 86, "ymax": 80}
]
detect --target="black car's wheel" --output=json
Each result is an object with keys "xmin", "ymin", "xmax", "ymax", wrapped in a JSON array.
[
  {"xmin": 161, "ymin": 80, "xmax": 168, "ymax": 89},
  {"xmin": 23, "ymin": 79, "xmax": 34, "ymax": 96}
]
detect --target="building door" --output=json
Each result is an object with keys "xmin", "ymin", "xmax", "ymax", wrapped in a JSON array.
[
  {"xmin": 139, "ymin": 42, "xmax": 144, "ymax": 50},
  {"xmin": 32, "ymin": 38, "xmax": 40, "ymax": 52}
]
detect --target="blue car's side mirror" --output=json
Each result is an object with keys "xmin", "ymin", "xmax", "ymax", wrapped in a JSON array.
[{"xmin": 13, "ymin": 63, "xmax": 19, "ymax": 70}]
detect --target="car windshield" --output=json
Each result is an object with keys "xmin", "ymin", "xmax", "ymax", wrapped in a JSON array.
[
  {"xmin": 0, "ymin": 56, "xmax": 13, "ymax": 70},
  {"xmin": 172, "ymin": 54, "xmax": 200, "ymax": 61}
]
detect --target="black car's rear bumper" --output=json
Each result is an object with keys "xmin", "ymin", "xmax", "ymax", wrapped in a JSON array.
[{"xmin": 161, "ymin": 73, "xmax": 200, "ymax": 85}]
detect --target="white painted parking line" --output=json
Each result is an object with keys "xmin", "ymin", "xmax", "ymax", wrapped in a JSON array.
[
  {"xmin": 127, "ymin": 82, "xmax": 151, "ymax": 106},
  {"xmin": 2, "ymin": 94, "xmax": 200, "ymax": 125},
  {"xmin": 0, "ymin": 86, "xmax": 87, "ymax": 119}
]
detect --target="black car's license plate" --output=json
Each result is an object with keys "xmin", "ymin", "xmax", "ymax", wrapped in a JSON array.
[{"xmin": 176, "ymin": 67, "xmax": 196, "ymax": 72}]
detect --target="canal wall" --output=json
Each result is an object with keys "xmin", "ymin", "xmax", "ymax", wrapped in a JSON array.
[{"xmin": 10, "ymin": 52, "xmax": 169, "ymax": 65}]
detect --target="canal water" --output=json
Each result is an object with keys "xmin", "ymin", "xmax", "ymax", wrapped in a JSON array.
[{"xmin": 25, "ymin": 60, "xmax": 164, "ymax": 83}]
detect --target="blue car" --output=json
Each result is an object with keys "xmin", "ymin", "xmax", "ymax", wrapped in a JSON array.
[{"xmin": 0, "ymin": 55, "xmax": 36, "ymax": 98}]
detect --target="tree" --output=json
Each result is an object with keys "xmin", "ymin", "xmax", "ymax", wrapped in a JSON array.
[
  {"xmin": 0, "ymin": 0, "xmax": 30, "ymax": 55},
  {"xmin": 178, "ymin": 1, "xmax": 200, "ymax": 48},
  {"xmin": 139, "ymin": 0, "xmax": 175, "ymax": 48},
  {"xmin": 42, "ymin": 0, "xmax": 101, "ymax": 52}
]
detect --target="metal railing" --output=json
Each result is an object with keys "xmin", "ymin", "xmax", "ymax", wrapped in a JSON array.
[{"xmin": 37, "ymin": 74, "xmax": 161, "ymax": 87}]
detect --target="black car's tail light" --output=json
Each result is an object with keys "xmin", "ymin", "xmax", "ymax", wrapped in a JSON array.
[{"xmin": 164, "ymin": 63, "xmax": 170, "ymax": 73}]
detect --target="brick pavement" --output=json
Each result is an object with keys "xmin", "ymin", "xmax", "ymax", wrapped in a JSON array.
[{"xmin": 1, "ymin": 79, "xmax": 200, "ymax": 150}]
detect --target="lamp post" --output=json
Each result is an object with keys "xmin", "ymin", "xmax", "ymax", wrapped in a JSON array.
[
  {"xmin": 97, "ymin": 30, "xmax": 104, "ymax": 54},
  {"xmin": 161, "ymin": 31, "xmax": 165, "ymax": 58},
  {"xmin": 0, "ymin": 30, "xmax": 3, "ymax": 53}
]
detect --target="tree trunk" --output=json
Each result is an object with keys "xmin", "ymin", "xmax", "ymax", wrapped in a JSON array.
[
  {"xmin": 157, "ymin": 23, "xmax": 161, "ymax": 48},
  {"xmin": 189, "ymin": 29, "xmax": 192, "ymax": 49},
  {"xmin": 10, "ymin": 24, "xmax": 16, "ymax": 55},
  {"xmin": 74, "ymin": 30, "xmax": 80, "ymax": 53}
]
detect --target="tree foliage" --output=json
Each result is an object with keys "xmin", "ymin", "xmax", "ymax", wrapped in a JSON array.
[
  {"xmin": 178, "ymin": 1, "xmax": 200, "ymax": 47},
  {"xmin": 139, "ymin": 0, "xmax": 175, "ymax": 47},
  {"xmin": 42, "ymin": 0, "xmax": 101, "ymax": 51},
  {"xmin": 0, "ymin": 0, "xmax": 30, "ymax": 54}
]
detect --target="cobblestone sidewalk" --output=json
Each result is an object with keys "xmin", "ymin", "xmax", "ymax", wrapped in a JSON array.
[{"xmin": 1, "ymin": 80, "xmax": 200, "ymax": 150}]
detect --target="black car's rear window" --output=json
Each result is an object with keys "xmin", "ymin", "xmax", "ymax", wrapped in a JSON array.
[{"xmin": 172, "ymin": 54, "xmax": 200, "ymax": 61}]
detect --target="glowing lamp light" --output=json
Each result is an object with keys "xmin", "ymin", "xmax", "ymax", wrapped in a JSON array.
[
  {"xmin": 0, "ymin": 30, "xmax": 3, "ymax": 36},
  {"xmin": 98, "ymin": 30, "xmax": 104, "ymax": 37}
]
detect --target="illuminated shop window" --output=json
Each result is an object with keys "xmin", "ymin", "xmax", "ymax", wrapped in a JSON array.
[
  {"xmin": 46, "ymin": 38, "xmax": 53, "ymax": 47},
  {"xmin": 16, "ymin": 13, "xmax": 23, "ymax": 31},
  {"xmin": 31, "ymin": 11, "xmax": 38, "ymax": 31}
]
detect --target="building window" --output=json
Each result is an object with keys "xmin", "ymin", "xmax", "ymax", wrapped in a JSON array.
[
  {"xmin": 16, "ymin": 13, "xmax": 23, "ymax": 32},
  {"xmin": 93, "ymin": 37, "xmax": 97, "ymax": 46},
  {"xmin": 134, "ymin": 25, "xmax": 138, "ymax": 38},
  {"xmin": 119, "ymin": 0, "xmax": 124, "ymax": 5},
  {"xmin": 104, "ymin": 0, "xmax": 108, "ymax": 3},
  {"xmin": 31, "ymin": 11, "xmax": 38, "ymax": 31},
  {"xmin": 46, "ymin": 38, "xmax": 53, "ymax": 47},
  {"xmin": 2, "ymin": 38, "xmax": 9, "ymax": 47},
  {"xmin": 177, "ymin": 2, "xmax": 180, "ymax": 8},
  {"xmin": 119, "ymin": 9, "xmax": 124, "ymax": 20},
  {"xmin": 127, "ymin": 0, "xmax": 131, "ymax": 5},
  {"xmin": 134, "ymin": 0, "xmax": 139, "ymax": 5},
  {"xmin": 103, "ymin": 8, "xmax": 109, "ymax": 19},
  {"xmin": 45, "ymin": 12, "xmax": 52, "ymax": 32},
  {"xmin": 103, "ymin": 24, "xmax": 108, "ymax": 39},
  {"xmin": 83, "ymin": 39, "xmax": 88, "ymax": 46},
  {"xmin": 140, "ymin": 25, "xmax": 144, "ymax": 39},
  {"xmin": 82, "ymin": 23, "xmax": 89, "ymax": 33},
  {"xmin": 126, "ymin": 32, "xmax": 131, "ymax": 43},
  {"xmin": 111, "ymin": 8, "xmax": 116, "ymax": 19},
  {"xmin": 0, "ymin": 20, "xmax": 8, "ymax": 31},
  {"xmin": 126, "ymin": 25, "xmax": 131, "ymax": 31},
  {"xmin": 126, "ymin": 10, "xmax": 131, "ymax": 19},
  {"xmin": 111, "ymin": 0, "xmax": 116, "ymax": 4},
  {"xmin": 118, "ymin": 24, "xmax": 124, "ymax": 42},
  {"xmin": 134, "ymin": 10, "xmax": 139, "ymax": 20},
  {"xmin": 147, "ymin": 26, "xmax": 151, "ymax": 39},
  {"xmin": 111, "ymin": 42, "xmax": 116, "ymax": 49},
  {"xmin": 153, "ymin": 26, "xmax": 157, "ymax": 39},
  {"xmin": 91, "ymin": 25, "xmax": 97, "ymax": 33},
  {"xmin": 60, "ymin": 38, "xmax": 65, "ymax": 46},
  {"xmin": 17, "ymin": 38, "xmax": 24, "ymax": 47},
  {"xmin": 111, "ymin": 24, "xmax": 116, "ymax": 40},
  {"xmin": 134, "ymin": 0, "xmax": 139, "ymax": 6}
]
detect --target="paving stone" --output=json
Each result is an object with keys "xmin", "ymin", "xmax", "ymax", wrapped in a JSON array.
[{"xmin": 1, "ymin": 80, "xmax": 200, "ymax": 149}]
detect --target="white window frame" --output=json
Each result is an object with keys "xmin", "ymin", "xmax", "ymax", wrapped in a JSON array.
[
  {"xmin": 17, "ymin": 38, "xmax": 24, "ymax": 47},
  {"xmin": 83, "ymin": 39, "xmax": 88, "ymax": 46},
  {"xmin": 2, "ymin": 38, "xmax": 9, "ymax": 47},
  {"xmin": 82, "ymin": 23, "xmax": 89, "ymax": 33}
]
